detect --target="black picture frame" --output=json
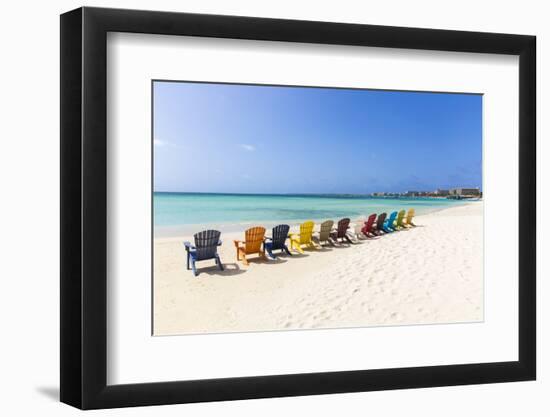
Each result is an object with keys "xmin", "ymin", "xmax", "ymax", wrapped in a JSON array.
[{"xmin": 60, "ymin": 6, "xmax": 536, "ymax": 410}]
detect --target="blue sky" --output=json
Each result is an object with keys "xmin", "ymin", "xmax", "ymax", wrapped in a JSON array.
[{"xmin": 153, "ymin": 81, "xmax": 482, "ymax": 194}]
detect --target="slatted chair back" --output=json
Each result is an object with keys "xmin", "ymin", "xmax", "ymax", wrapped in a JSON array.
[
  {"xmin": 396, "ymin": 210, "xmax": 406, "ymax": 227},
  {"xmin": 335, "ymin": 218, "xmax": 351, "ymax": 238},
  {"xmin": 271, "ymin": 224, "xmax": 290, "ymax": 250},
  {"xmin": 319, "ymin": 220, "xmax": 334, "ymax": 242},
  {"xmin": 298, "ymin": 221, "xmax": 315, "ymax": 244},
  {"xmin": 362, "ymin": 214, "xmax": 376, "ymax": 234},
  {"xmin": 194, "ymin": 230, "xmax": 221, "ymax": 261},
  {"xmin": 406, "ymin": 208, "xmax": 415, "ymax": 224},
  {"xmin": 244, "ymin": 227, "xmax": 266, "ymax": 253},
  {"xmin": 387, "ymin": 211, "xmax": 398, "ymax": 225},
  {"xmin": 376, "ymin": 212, "xmax": 387, "ymax": 231}
]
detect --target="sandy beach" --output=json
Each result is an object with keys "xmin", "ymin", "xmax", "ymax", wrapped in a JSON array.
[{"xmin": 153, "ymin": 202, "xmax": 483, "ymax": 336}]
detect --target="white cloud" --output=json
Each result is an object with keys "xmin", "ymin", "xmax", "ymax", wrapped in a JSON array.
[
  {"xmin": 239, "ymin": 144, "xmax": 255, "ymax": 152},
  {"xmin": 154, "ymin": 139, "xmax": 181, "ymax": 149}
]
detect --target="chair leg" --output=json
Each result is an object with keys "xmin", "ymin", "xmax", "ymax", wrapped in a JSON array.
[
  {"xmin": 216, "ymin": 254, "xmax": 224, "ymax": 271},
  {"xmin": 266, "ymin": 247, "xmax": 276, "ymax": 259},
  {"xmin": 284, "ymin": 245, "xmax": 292, "ymax": 256},
  {"xmin": 237, "ymin": 248, "xmax": 248, "ymax": 265},
  {"xmin": 191, "ymin": 259, "xmax": 198, "ymax": 276},
  {"xmin": 186, "ymin": 252, "xmax": 190, "ymax": 270},
  {"xmin": 292, "ymin": 241, "xmax": 304, "ymax": 254}
]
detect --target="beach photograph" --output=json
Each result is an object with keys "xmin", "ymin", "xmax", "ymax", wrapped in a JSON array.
[{"xmin": 152, "ymin": 81, "xmax": 483, "ymax": 336}]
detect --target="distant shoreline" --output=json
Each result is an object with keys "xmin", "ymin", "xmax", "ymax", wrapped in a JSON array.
[{"xmin": 153, "ymin": 191, "xmax": 479, "ymax": 200}]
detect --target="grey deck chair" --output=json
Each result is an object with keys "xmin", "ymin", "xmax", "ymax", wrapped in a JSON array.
[{"xmin": 316, "ymin": 220, "xmax": 334, "ymax": 245}]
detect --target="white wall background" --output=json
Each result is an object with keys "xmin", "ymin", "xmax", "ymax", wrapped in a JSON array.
[{"xmin": 0, "ymin": 0, "xmax": 545, "ymax": 415}]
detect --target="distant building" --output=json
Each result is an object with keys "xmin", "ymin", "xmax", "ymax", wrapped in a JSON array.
[
  {"xmin": 433, "ymin": 189, "xmax": 449, "ymax": 196},
  {"xmin": 449, "ymin": 187, "xmax": 480, "ymax": 196},
  {"xmin": 405, "ymin": 191, "xmax": 429, "ymax": 197}
]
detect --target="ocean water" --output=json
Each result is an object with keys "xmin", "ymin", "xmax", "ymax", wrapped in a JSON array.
[{"xmin": 154, "ymin": 192, "xmax": 469, "ymax": 236}]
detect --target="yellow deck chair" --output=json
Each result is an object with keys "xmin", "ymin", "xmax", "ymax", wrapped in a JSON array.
[
  {"xmin": 395, "ymin": 210, "xmax": 406, "ymax": 229},
  {"xmin": 234, "ymin": 226, "xmax": 266, "ymax": 265},
  {"xmin": 289, "ymin": 221, "xmax": 317, "ymax": 253},
  {"xmin": 404, "ymin": 208, "xmax": 416, "ymax": 227}
]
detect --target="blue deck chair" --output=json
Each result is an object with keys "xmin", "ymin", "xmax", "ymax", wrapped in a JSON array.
[
  {"xmin": 264, "ymin": 224, "xmax": 291, "ymax": 259},
  {"xmin": 375, "ymin": 212, "xmax": 387, "ymax": 235},
  {"xmin": 383, "ymin": 211, "xmax": 398, "ymax": 233},
  {"xmin": 183, "ymin": 230, "xmax": 223, "ymax": 276}
]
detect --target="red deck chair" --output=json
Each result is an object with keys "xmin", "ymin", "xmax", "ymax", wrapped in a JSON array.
[{"xmin": 361, "ymin": 213, "xmax": 377, "ymax": 237}]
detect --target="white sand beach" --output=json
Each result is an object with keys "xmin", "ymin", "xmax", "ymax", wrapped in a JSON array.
[{"xmin": 153, "ymin": 202, "xmax": 483, "ymax": 336}]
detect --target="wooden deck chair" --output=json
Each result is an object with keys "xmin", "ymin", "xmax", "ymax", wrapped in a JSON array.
[
  {"xmin": 183, "ymin": 229, "xmax": 223, "ymax": 276},
  {"xmin": 350, "ymin": 218, "xmax": 366, "ymax": 240},
  {"xmin": 404, "ymin": 208, "xmax": 416, "ymax": 227},
  {"xmin": 375, "ymin": 212, "xmax": 387, "ymax": 235},
  {"xmin": 234, "ymin": 226, "xmax": 266, "ymax": 265},
  {"xmin": 395, "ymin": 210, "xmax": 406, "ymax": 229},
  {"xmin": 361, "ymin": 213, "xmax": 377, "ymax": 237},
  {"xmin": 264, "ymin": 224, "xmax": 291, "ymax": 259},
  {"xmin": 315, "ymin": 220, "xmax": 334, "ymax": 246},
  {"xmin": 330, "ymin": 218, "xmax": 353, "ymax": 244},
  {"xmin": 289, "ymin": 221, "xmax": 316, "ymax": 253},
  {"xmin": 383, "ymin": 211, "xmax": 398, "ymax": 233}
]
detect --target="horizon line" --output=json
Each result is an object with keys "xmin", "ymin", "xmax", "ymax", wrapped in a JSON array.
[{"xmin": 153, "ymin": 190, "xmax": 481, "ymax": 196}]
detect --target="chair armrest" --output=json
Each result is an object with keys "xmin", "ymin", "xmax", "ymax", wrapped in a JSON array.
[
  {"xmin": 218, "ymin": 240, "xmax": 222, "ymax": 246},
  {"xmin": 183, "ymin": 241, "xmax": 194, "ymax": 251},
  {"xmin": 264, "ymin": 237, "xmax": 273, "ymax": 241}
]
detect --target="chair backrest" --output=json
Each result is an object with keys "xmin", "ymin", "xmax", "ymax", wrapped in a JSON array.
[
  {"xmin": 271, "ymin": 224, "xmax": 290, "ymax": 249},
  {"xmin": 388, "ymin": 211, "xmax": 398, "ymax": 224},
  {"xmin": 194, "ymin": 229, "xmax": 221, "ymax": 260},
  {"xmin": 299, "ymin": 221, "xmax": 315, "ymax": 243},
  {"xmin": 319, "ymin": 220, "xmax": 334, "ymax": 242},
  {"xmin": 406, "ymin": 208, "xmax": 415, "ymax": 222},
  {"xmin": 244, "ymin": 227, "xmax": 266, "ymax": 253},
  {"xmin": 376, "ymin": 212, "xmax": 387, "ymax": 229},
  {"xmin": 367, "ymin": 213, "xmax": 376, "ymax": 228},
  {"xmin": 336, "ymin": 218, "xmax": 350, "ymax": 238},
  {"xmin": 396, "ymin": 210, "xmax": 406, "ymax": 226},
  {"xmin": 362, "ymin": 213, "xmax": 376, "ymax": 234}
]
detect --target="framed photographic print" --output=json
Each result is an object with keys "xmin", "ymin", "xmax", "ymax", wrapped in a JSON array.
[{"xmin": 60, "ymin": 6, "xmax": 536, "ymax": 409}]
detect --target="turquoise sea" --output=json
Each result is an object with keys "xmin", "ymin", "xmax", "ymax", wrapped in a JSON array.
[{"xmin": 154, "ymin": 192, "xmax": 469, "ymax": 236}]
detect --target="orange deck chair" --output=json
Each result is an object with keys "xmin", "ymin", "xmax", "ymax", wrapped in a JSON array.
[{"xmin": 234, "ymin": 226, "xmax": 266, "ymax": 265}]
